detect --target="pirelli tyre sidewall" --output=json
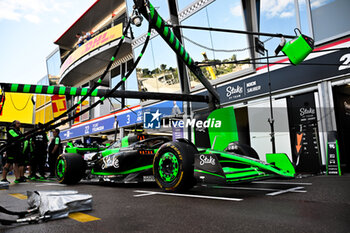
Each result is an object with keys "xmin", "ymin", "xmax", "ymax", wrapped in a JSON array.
[
  {"xmin": 56, "ymin": 153, "xmax": 85, "ymax": 184},
  {"xmin": 153, "ymin": 141, "xmax": 196, "ymax": 192}
]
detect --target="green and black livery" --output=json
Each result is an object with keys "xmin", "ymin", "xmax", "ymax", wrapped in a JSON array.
[{"xmin": 56, "ymin": 107, "xmax": 295, "ymax": 192}]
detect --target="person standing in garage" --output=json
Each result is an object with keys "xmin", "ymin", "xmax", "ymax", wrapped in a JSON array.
[{"xmin": 48, "ymin": 128, "xmax": 62, "ymax": 178}]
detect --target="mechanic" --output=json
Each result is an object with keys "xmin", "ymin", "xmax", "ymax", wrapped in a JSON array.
[
  {"xmin": 21, "ymin": 137, "xmax": 32, "ymax": 181},
  {"xmin": 30, "ymin": 124, "xmax": 49, "ymax": 180},
  {"xmin": 48, "ymin": 128, "xmax": 62, "ymax": 178},
  {"xmin": 1, "ymin": 120, "xmax": 24, "ymax": 183}
]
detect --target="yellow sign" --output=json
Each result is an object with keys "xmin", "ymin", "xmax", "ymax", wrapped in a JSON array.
[
  {"xmin": 0, "ymin": 93, "xmax": 34, "ymax": 124},
  {"xmin": 51, "ymin": 95, "xmax": 67, "ymax": 118},
  {"xmin": 60, "ymin": 23, "xmax": 123, "ymax": 76}
]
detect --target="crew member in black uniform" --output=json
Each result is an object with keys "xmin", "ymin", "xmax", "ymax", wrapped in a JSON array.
[
  {"xmin": 22, "ymin": 137, "xmax": 32, "ymax": 181},
  {"xmin": 48, "ymin": 128, "xmax": 62, "ymax": 178},
  {"xmin": 1, "ymin": 120, "xmax": 24, "ymax": 183},
  {"xmin": 30, "ymin": 124, "xmax": 48, "ymax": 180}
]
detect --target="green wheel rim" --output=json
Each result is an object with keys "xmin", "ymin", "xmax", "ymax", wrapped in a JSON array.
[
  {"xmin": 57, "ymin": 159, "xmax": 65, "ymax": 178},
  {"xmin": 158, "ymin": 152, "xmax": 179, "ymax": 182}
]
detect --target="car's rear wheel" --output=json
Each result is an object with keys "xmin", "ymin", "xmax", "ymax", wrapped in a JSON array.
[
  {"xmin": 153, "ymin": 141, "xmax": 196, "ymax": 192},
  {"xmin": 56, "ymin": 153, "xmax": 85, "ymax": 184}
]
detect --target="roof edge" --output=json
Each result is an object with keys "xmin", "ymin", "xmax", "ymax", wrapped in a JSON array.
[{"xmin": 54, "ymin": 0, "xmax": 100, "ymax": 44}]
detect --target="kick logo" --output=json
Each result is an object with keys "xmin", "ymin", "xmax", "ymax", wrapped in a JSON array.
[{"xmin": 143, "ymin": 109, "xmax": 161, "ymax": 129}]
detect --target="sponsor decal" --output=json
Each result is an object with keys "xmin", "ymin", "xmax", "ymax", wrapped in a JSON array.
[
  {"xmin": 83, "ymin": 153, "xmax": 95, "ymax": 161},
  {"xmin": 102, "ymin": 155, "xmax": 119, "ymax": 169},
  {"xmin": 143, "ymin": 176, "xmax": 155, "ymax": 182},
  {"xmin": 246, "ymin": 81, "xmax": 262, "ymax": 93},
  {"xmin": 51, "ymin": 95, "xmax": 67, "ymax": 117},
  {"xmin": 163, "ymin": 118, "xmax": 221, "ymax": 129},
  {"xmin": 143, "ymin": 109, "xmax": 221, "ymax": 130},
  {"xmin": 199, "ymin": 155, "xmax": 216, "ymax": 166},
  {"xmin": 226, "ymin": 85, "xmax": 243, "ymax": 98},
  {"xmin": 60, "ymin": 23, "xmax": 123, "ymax": 76},
  {"xmin": 299, "ymin": 107, "xmax": 315, "ymax": 117},
  {"xmin": 92, "ymin": 123, "xmax": 104, "ymax": 132},
  {"xmin": 143, "ymin": 110, "xmax": 161, "ymax": 129}
]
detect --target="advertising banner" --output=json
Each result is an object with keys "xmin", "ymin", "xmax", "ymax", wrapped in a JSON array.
[
  {"xmin": 193, "ymin": 46, "xmax": 350, "ymax": 110},
  {"xmin": 0, "ymin": 93, "xmax": 34, "ymax": 124},
  {"xmin": 287, "ymin": 92, "xmax": 321, "ymax": 173},
  {"xmin": 60, "ymin": 23, "xmax": 123, "ymax": 76},
  {"xmin": 51, "ymin": 95, "xmax": 67, "ymax": 118},
  {"xmin": 60, "ymin": 100, "xmax": 184, "ymax": 140}
]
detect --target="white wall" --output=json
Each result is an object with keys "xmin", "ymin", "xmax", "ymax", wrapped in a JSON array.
[{"xmin": 248, "ymin": 98, "xmax": 292, "ymax": 162}]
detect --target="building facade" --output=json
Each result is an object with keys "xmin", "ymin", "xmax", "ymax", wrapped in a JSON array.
[{"xmin": 57, "ymin": 0, "xmax": 350, "ymax": 173}]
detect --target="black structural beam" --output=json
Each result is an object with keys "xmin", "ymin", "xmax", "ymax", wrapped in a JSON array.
[
  {"xmin": 0, "ymin": 83, "xmax": 209, "ymax": 102},
  {"xmin": 167, "ymin": 24, "xmax": 296, "ymax": 39},
  {"xmin": 133, "ymin": 0, "xmax": 220, "ymax": 108}
]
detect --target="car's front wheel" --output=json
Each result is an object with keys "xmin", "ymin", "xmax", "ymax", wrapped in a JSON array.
[
  {"xmin": 153, "ymin": 141, "xmax": 196, "ymax": 192},
  {"xmin": 56, "ymin": 153, "xmax": 85, "ymax": 184}
]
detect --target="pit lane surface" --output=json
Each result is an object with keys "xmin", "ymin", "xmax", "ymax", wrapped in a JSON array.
[{"xmin": 1, "ymin": 175, "xmax": 349, "ymax": 233}]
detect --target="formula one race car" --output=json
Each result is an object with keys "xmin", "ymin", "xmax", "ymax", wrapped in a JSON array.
[{"xmin": 56, "ymin": 107, "xmax": 295, "ymax": 192}]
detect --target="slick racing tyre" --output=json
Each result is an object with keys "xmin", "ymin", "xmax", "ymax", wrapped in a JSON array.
[
  {"xmin": 56, "ymin": 153, "xmax": 85, "ymax": 184},
  {"xmin": 153, "ymin": 141, "xmax": 196, "ymax": 192}
]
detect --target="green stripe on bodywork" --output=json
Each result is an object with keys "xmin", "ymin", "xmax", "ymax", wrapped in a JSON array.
[
  {"xmin": 222, "ymin": 167, "xmax": 257, "ymax": 173},
  {"xmin": 226, "ymin": 174, "xmax": 273, "ymax": 182},
  {"xmin": 101, "ymin": 148, "xmax": 120, "ymax": 157},
  {"xmin": 219, "ymin": 160, "xmax": 252, "ymax": 165},
  {"xmin": 121, "ymin": 136, "xmax": 129, "ymax": 147},
  {"xmin": 23, "ymin": 84, "xmax": 31, "ymax": 93},
  {"xmin": 35, "ymin": 85, "xmax": 43, "ymax": 93},
  {"xmin": 59, "ymin": 87, "xmax": 66, "ymax": 95},
  {"xmin": 47, "ymin": 86, "xmax": 54, "ymax": 94},
  {"xmin": 266, "ymin": 153, "xmax": 295, "ymax": 176},
  {"xmin": 206, "ymin": 148, "xmax": 294, "ymax": 178},
  {"xmin": 194, "ymin": 169, "xmax": 225, "ymax": 179},
  {"xmin": 225, "ymin": 170, "xmax": 261, "ymax": 179},
  {"xmin": 91, "ymin": 165, "xmax": 153, "ymax": 176},
  {"xmin": 70, "ymin": 87, "xmax": 77, "ymax": 95},
  {"xmin": 11, "ymin": 84, "xmax": 19, "ymax": 92},
  {"xmin": 188, "ymin": 57, "xmax": 192, "ymax": 66}
]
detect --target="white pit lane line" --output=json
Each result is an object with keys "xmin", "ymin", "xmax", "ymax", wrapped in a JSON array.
[
  {"xmin": 35, "ymin": 183, "xmax": 67, "ymax": 187},
  {"xmin": 134, "ymin": 190, "xmax": 243, "ymax": 201},
  {"xmin": 266, "ymin": 186, "xmax": 306, "ymax": 196},
  {"xmin": 252, "ymin": 181, "xmax": 312, "ymax": 186},
  {"xmin": 211, "ymin": 186, "xmax": 306, "ymax": 194}
]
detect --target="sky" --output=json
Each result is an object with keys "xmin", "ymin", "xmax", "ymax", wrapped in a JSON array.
[
  {"xmin": 0, "ymin": 0, "xmax": 331, "ymax": 86},
  {"xmin": 132, "ymin": 0, "xmax": 308, "ymax": 71},
  {"xmin": 0, "ymin": 0, "xmax": 96, "ymax": 85}
]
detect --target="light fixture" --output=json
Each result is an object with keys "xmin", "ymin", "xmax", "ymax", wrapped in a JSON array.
[{"xmin": 131, "ymin": 10, "xmax": 143, "ymax": 27}]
